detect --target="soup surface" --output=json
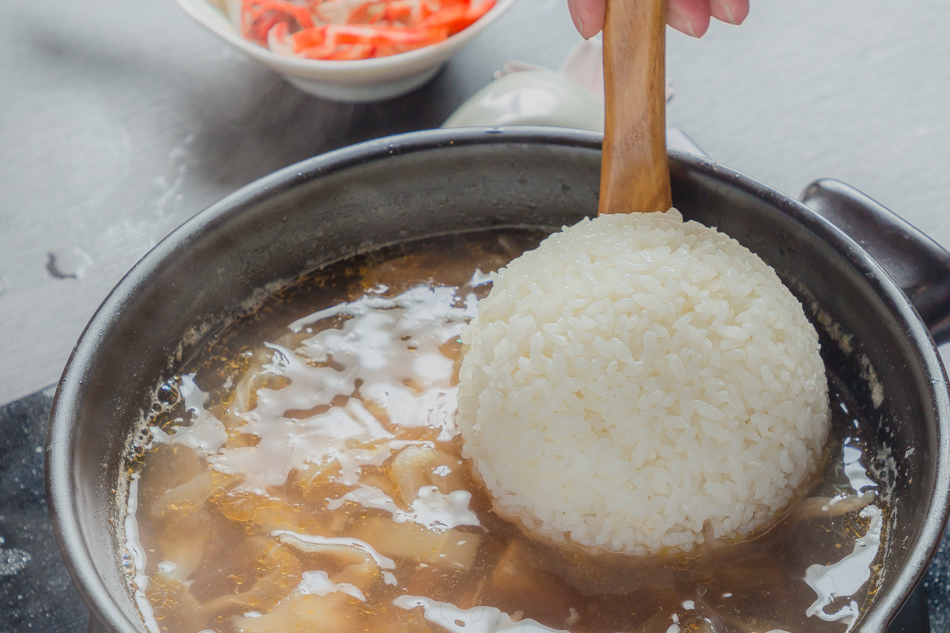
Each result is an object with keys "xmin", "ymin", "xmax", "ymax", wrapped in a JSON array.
[{"xmin": 124, "ymin": 230, "xmax": 887, "ymax": 633}]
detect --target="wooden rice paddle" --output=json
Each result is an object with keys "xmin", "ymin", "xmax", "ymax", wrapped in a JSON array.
[{"xmin": 598, "ymin": 0, "xmax": 672, "ymax": 215}]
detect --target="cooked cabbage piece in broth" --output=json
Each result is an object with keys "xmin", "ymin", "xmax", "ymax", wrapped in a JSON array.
[{"xmin": 125, "ymin": 231, "xmax": 886, "ymax": 633}]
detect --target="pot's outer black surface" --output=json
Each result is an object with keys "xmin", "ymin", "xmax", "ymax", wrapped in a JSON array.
[{"xmin": 46, "ymin": 127, "xmax": 950, "ymax": 633}]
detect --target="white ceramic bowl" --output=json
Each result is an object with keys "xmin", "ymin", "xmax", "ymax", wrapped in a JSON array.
[{"xmin": 175, "ymin": 0, "xmax": 516, "ymax": 102}]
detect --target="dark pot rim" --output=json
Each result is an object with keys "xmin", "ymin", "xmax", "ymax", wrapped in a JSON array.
[{"xmin": 46, "ymin": 126, "xmax": 950, "ymax": 633}]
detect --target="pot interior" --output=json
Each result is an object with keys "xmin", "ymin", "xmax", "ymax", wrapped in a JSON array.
[{"xmin": 47, "ymin": 129, "xmax": 949, "ymax": 632}]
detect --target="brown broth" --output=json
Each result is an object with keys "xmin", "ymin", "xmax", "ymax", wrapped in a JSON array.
[{"xmin": 124, "ymin": 230, "xmax": 887, "ymax": 633}]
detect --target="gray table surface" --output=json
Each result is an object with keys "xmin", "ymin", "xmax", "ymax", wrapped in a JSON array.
[{"xmin": 3, "ymin": 1, "xmax": 950, "ymax": 630}]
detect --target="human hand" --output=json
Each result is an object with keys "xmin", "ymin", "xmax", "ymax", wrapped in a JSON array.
[{"xmin": 568, "ymin": 0, "xmax": 749, "ymax": 39}]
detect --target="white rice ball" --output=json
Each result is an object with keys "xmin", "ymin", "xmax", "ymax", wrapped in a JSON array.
[{"xmin": 457, "ymin": 210, "xmax": 830, "ymax": 555}]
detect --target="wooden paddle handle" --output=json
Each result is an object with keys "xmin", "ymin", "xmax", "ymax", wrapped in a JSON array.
[{"xmin": 598, "ymin": 0, "xmax": 672, "ymax": 214}]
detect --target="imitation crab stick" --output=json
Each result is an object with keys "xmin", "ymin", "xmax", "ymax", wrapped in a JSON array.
[{"xmin": 241, "ymin": 0, "xmax": 496, "ymax": 60}]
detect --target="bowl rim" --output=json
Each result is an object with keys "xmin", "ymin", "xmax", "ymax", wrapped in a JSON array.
[
  {"xmin": 174, "ymin": 0, "xmax": 518, "ymax": 75},
  {"xmin": 45, "ymin": 126, "xmax": 950, "ymax": 633}
]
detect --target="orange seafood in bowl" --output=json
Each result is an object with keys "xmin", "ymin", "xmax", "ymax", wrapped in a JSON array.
[
  {"xmin": 175, "ymin": 0, "xmax": 514, "ymax": 100},
  {"xmin": 236, "ymin": 0, "xmax": 498, "ymax": 61}
]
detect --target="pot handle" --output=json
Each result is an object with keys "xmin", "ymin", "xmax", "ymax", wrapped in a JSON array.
[{"xmin": 801, "ymin": 179, "xmax": 950, "ymax": 345}]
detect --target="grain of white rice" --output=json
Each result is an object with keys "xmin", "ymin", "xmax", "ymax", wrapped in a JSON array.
[{"xmin": 457, "ymin": 210, "xmax": 830, "ymax": 555}]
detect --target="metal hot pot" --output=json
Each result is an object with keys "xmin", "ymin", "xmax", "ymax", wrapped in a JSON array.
[{"xmin": 46, "ymin": 127, "xmax": 950, "ymax": 632}]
